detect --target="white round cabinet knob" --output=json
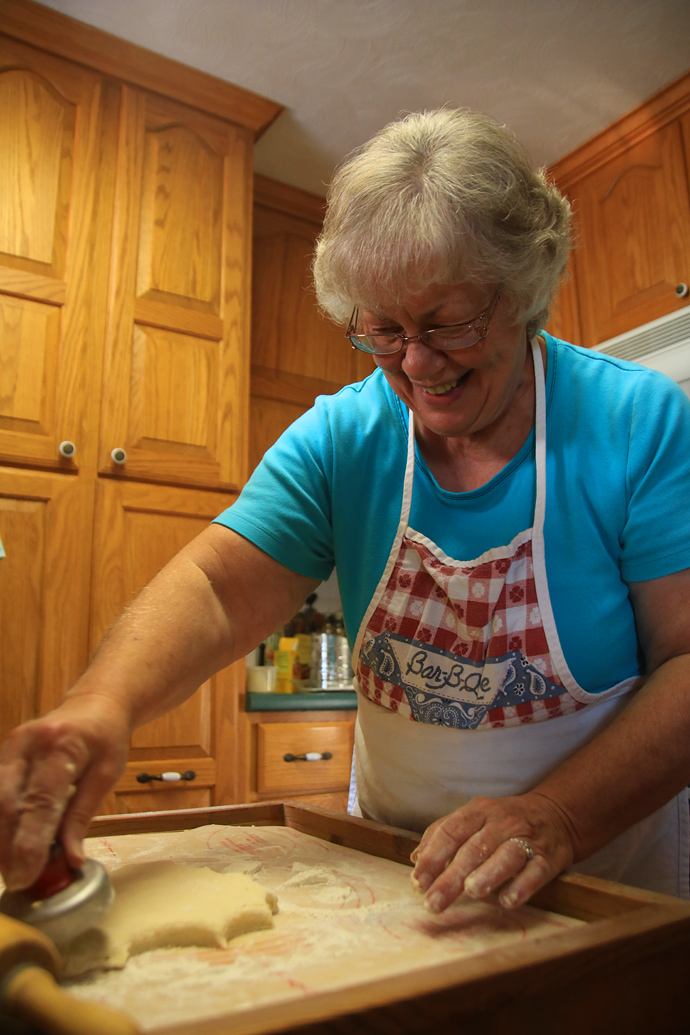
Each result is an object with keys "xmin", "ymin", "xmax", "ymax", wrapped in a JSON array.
[
  {"xmin": 58, "ymin": 440, "xmax": 77, "ymax": 459},
  {"xmin": 110, "ymin": 447, "xmax": 127, "ymax": 465}
]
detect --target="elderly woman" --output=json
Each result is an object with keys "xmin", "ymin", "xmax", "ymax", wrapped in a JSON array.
[{"xmin": 2, "ymin": 109, "xmax": 690, "ymax": 913}]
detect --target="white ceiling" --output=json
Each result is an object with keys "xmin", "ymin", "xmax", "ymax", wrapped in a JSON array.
[{"xmin": 41, "ymin": 0, "xmax": 690, "ymax": 198}]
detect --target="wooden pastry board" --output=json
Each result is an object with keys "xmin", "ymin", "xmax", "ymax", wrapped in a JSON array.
[{"xmin": 35, "ymin": 804, "xmax": 690, "ymax": 1033}]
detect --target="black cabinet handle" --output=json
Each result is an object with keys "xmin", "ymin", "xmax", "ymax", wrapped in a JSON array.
[
  {"xmin": 283, "ymin": 752, "xmax": 333, "ymax": 762},
  {"xmin": 136, "ymin": 769, "xmax": 197, "ymax": 783}
]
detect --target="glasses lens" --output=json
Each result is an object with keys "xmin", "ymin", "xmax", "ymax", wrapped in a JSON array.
[
  {"xmin": 349, "ymin": 333, "xmax": 400, "ymax": 355},
  {"xmin": 425, "ymin": 327, "xmax": 480, "ymax": 350}
]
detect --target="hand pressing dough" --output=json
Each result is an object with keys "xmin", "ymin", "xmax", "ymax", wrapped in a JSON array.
[{"xmin": 62, "ymin": 861, "xmax": 278, "ymax": 977}]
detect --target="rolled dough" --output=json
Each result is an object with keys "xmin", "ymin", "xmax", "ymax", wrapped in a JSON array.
[{"xmin": 62, "ymin": 861, "xmax": 278, "ymax": 977}]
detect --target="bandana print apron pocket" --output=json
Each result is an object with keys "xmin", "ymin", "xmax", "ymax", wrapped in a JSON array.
[{"xmin": 358, "ymin": 528, "xmax": 589, "ymax": 730}]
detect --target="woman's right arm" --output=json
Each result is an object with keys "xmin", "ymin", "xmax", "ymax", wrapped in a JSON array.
[{"xmin": 0, "ymin": 524, "xmax": 318, "ymax": 890}]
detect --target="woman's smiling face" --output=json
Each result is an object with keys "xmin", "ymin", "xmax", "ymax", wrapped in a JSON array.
[{"xmin": 361, "ymin": 282, "xmax": 531, "ymax": 443}]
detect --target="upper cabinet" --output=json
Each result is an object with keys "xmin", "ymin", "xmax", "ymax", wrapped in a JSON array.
[
  {"xmin": 548, "ymin": 71, "xmax": 690, "ymax": 347},
  {"xmin": 567, "ymin": 121, "xmax": 690, "ymax": 343},
  {"xmin": 0, "ymin": 46, "xmax": 255, "ymax": 489},
  {"xmin": 0, "ymin": 0, "xmax": 280, "ymax": 487},
  {"xmin": 99, "ymin": 86, "xmax": 253, "ymax": 490},
  {"xmin": 249, "ymin": 176, "xmax": 374, "ymax": 472},
  {"xmin": 0, "ymin": 37, "xmax": 109, "ymax": 473}
]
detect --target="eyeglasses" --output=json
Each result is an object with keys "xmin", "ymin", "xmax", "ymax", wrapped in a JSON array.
[{"xmin": 345, "ymin": 290, "xmax": 501, "ymax": 356}]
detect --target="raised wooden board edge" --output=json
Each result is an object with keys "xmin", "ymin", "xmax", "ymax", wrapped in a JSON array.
[
  {"xmin": 86, "ymin": 800, "xmax": 683, "ymax": 921},
  {"xmin": 85, "ymin": 802, "xmax": 690, "ymax": 1035}
]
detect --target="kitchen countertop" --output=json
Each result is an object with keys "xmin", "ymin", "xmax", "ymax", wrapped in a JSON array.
[{"xmin": 245, "ymin": 690, "xmax": 357, "ymax": 711}]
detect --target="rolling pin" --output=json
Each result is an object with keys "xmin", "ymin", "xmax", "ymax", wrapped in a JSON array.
[{"xmin": 0, "ymin": 912, "xmax": 140, "ymax": 1035}]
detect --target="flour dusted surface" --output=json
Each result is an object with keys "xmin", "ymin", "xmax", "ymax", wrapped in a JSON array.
[{"xmin": 63, "ymin": 824, "xmax": 582, "ymax": 1031}]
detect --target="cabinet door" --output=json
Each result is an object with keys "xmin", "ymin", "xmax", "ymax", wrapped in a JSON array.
[
  {"xmin": 570, "ymin": 121, "xmax": 690, "ymax": 344},
  {"xmin": 0, "ymin": 467, "xmax": 95, "ymax": 740},
  {"xmin": 253, "ymin": 206, "xmax": 355, "ymax": 386},
  {"xmin": 90, "ymin": 479, "xmax": 241, "ymax": 813},
  {"xmin": 99, "ymin": 86, "xmax": 251, "ymax": 491},
  {"xmin": 250, "ymin": 203, "xmax": 374, "ymax": 470},
  {"xmin": 0, "ymin": 37, "xmax": 111, "ymax": 473}
]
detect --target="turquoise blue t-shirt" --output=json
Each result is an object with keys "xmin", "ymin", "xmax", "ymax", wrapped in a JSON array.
[{"xmin": 215, "ymin": 333, "xmax": 690, "ymax": 693}]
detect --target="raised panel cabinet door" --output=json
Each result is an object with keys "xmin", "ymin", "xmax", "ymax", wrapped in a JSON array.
[
  {"xmin": 99, "ymin": 86, "xmax": 252, "ymax": 490},
  {"xmin": 0, "ymin": 36, "xmax": 112, "ymax": 473},
  {"xmin": 0, "ymin": 467, "xmax": 95, "ymax": 742},
  {"xmin": 250, "ymin": 200, "xmax": 375, "ymax": 470},
  {"xmin": 253, "ymin": 206, "xmax": 353, "ymax": 388},
  {"xmin": 569, "ymin": 120, "xmax": 690, "ymax": 344},
  {"xmin": 90, "ymin": 478, "xmax": 241, "ymax": 813}
]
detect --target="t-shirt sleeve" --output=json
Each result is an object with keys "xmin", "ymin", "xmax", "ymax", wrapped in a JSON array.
[
  {"xmin": 621, "ymin": 373, "xmax": 690, "ymax": 582},
  {"xmin": 213, "ymin": 401, "xmax": 336, "ymax": 582}
]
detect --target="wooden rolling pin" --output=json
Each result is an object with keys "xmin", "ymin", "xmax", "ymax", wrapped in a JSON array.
[{"xmin": 0, "ymin": 913, "xmax": 140, "ymax": 1035}]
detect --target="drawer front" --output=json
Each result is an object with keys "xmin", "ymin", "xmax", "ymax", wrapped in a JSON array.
[
  {"xmin": 256, "ymin": 721, "xmax": 354, "ymax": 795},
  {"xmin": 102, "ymin": 758, "xmax": 216, "ymax": 814}
]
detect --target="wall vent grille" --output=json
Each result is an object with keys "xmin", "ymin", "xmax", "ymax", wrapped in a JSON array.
[{"xmin": 595, "ymin": 303, "xmax": 690, "ymax": 382}]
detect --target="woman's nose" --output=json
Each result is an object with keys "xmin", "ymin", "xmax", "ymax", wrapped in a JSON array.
[{"xmin": 400, "ymin": 335, "xmax": 444, "ymax": 375}]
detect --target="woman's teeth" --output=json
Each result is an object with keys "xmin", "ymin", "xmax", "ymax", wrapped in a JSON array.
[{"xmin": 422, "ymin": 378, "xmax": 461, "ymax": 395}]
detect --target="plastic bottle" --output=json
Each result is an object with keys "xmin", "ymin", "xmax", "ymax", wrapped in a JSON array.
[{"xmin": 275, "ymin": 636, "xmax": 299, "ymax": 693}]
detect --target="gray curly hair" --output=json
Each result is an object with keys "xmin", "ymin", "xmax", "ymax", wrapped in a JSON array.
[{"xmin": 313, "ymin": 108, "xmax": 572, "ymax": 336}]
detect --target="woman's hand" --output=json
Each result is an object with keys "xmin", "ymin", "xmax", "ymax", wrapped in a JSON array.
[
  {"xmin": 411, "ymin": 791, "xmax": 578, "ymax": 912},
  {"xmin": 0, "ymin": 694, "xmax": 131, "ymax": 891}
]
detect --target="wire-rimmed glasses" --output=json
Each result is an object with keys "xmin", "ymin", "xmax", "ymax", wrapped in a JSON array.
[{"xmin": 345, "ymin": 290, "xmax": 501, "ymax": 355}]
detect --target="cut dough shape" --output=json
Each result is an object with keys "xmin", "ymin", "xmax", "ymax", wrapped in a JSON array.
[{"xmin": 62, "ymin": 861, "xmax": 278, "ymax": 977}]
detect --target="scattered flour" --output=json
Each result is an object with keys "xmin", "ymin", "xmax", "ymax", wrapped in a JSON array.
[{"xmin": 280, "ymin": 864, "xmax": 336, "ymax": 888}]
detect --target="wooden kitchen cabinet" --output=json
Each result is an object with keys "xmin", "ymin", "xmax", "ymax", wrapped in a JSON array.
[
  {"xmin": 0, "ymin": 33, "xmax": 252, "ymax": 486},
  {"xmin": 249, "ymin": 175, "xmax": 374, "ymax": 471},
  {"xmin": 98, "ymin": 84, "xmax": 252, "ymax": 491},
  {"xmin": 0, "ymin": 1, "xmax": 281, "ymax": 813},
  {"xmin": 566, "ymin": 120, "xmax": 690, "ymax": 344},
  {"xmin": 89, "ymin": 479, "xmax": 241, "ymax": 814},
  {"xmin": 239, "ymin": 705, "xmax": 356, "ymax": 811},
  {"xmin": 0, "ymin": 467, "xmax": 95, "ymax": 733},
  {"xmin": 0, "ymin": 35, "xmax": 110, "ymax": 474},
  {"xmin": 548, "ymin": 70, "xmax": 690, "ymax": 346}
]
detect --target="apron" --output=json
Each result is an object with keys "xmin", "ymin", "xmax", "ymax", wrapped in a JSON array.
[{"xmin": 350, "ymin": 338, "xmax": 689, "ymax": 898}]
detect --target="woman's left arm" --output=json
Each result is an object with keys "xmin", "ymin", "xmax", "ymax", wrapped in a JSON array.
[{"xmin": 411, "ymin": 568, "xmax": 690, "ymax": 912}]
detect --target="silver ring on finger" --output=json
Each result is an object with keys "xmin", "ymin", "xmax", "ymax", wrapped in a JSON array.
[{"xmin": 508, "ymin": 836, "xmax": 535, "ymax": 862}]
